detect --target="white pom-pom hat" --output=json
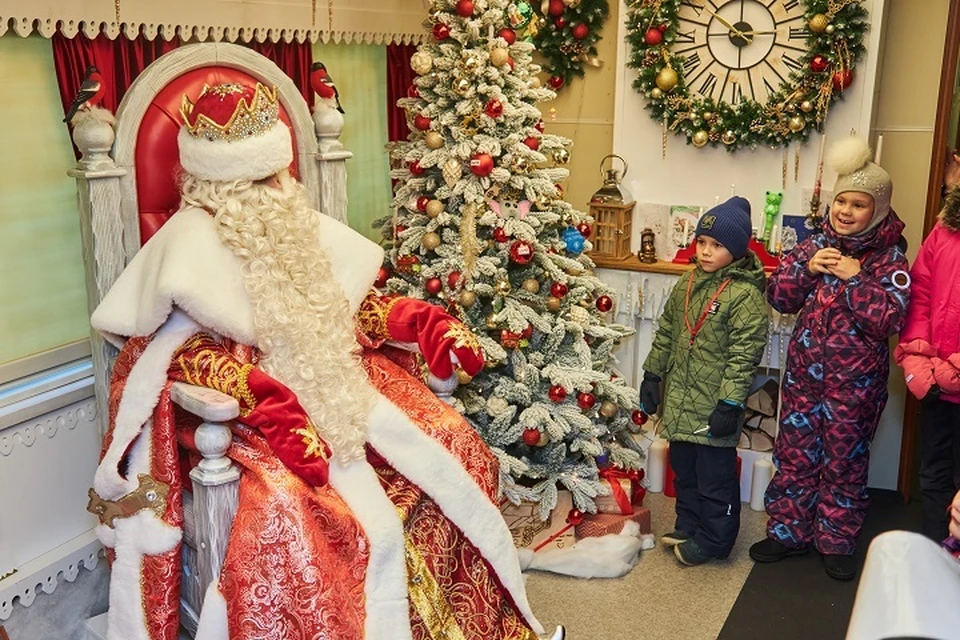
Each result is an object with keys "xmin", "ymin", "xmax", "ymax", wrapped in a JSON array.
[
  {"xmin": 178, "ymin": 82, "xmax": 293, "ymax": 182},
  {"xmin": 827, "ymin": 136, "xmax": 893, "ymax": 235}
]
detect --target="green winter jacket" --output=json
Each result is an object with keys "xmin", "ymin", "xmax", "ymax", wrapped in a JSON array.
[{"xmin": 643, "ymin": 252, "xmax": 768, "ymax": 447}]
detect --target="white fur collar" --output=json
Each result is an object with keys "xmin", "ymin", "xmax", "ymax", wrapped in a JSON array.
[{"xmin": 91, "ymin": 206, "xmax": 384, "ymax": 345}]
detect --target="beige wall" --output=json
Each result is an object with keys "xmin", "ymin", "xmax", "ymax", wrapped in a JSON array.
[{"xmin": 539, "ymin": 1, "xmax": 620, "ymax": 213}]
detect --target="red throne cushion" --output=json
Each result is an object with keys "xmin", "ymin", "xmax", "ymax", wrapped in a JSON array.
[{"xmin": 135, "ymin": 66, "xmax": 300, "ymax": 245}]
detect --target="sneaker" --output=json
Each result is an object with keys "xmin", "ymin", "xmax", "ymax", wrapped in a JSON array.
[
  {"xmin": 661, "ymin": 530, "xmax": 692, "ymax": 547},
  {"xmin": 749, "ymin": 537, "xmax": 809, "ymax": 563},
  {"xmin": 674, "ymin": 539, "xmax": 714, "ymax": 566},
  {"xmin": 823, "ymin": 553, "xmax": 856, "ymax": 581}
]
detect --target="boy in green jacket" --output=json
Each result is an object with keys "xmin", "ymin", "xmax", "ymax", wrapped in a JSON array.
[{"xmin": 640, "ymin": 196, "xmax": 768, "ymax": 566}]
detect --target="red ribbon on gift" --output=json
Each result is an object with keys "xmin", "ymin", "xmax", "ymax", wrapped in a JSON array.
[
  {"xmin": 599, "ymin": 467, "xmax": 635, "ymax": 515},
  {"xmin": 533, "ymin": 522, "xmax": 575, "ymax": 552}
]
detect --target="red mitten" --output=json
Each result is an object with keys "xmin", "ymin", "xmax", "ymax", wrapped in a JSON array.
[
  {"xmin": 901, "ymin": 354, "xmax": 938, "ymax": 400},
  {"xmin": 894, "ymin": 338, "xmax": 938, "ymax": 363},
  {"xmin": 357, "ymin": 294, "xmax": 484, "ymax": 378},
  {"xmin": 935, "ymin": 354, "xmax": 960, "ymax": 394}
]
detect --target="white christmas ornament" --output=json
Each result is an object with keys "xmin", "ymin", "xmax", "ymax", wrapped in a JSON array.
[{"xmin": 411, "ymin": 51, "xmax": 434, "ymax": 75}]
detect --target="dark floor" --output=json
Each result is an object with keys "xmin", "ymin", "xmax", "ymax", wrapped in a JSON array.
[{"xmin": 719, "ymin": 489, "xmax": 924, "ymax": 640}]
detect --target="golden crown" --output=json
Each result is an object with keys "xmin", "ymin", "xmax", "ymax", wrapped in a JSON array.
[{"xmin": 180, "ymin": 82, "xmax": 280, "ymax": 143}]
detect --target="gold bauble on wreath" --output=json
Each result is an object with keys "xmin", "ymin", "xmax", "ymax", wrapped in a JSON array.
[
  {"xmin": 425, "ymin": 131, "xmax": 444, "ymax": 149},
  {"xmin": 522, "ymin": 278, "xmax": 541, "ymax": 293},
  {"xmin": 650, "ymin": 87, "xmax": 663, "ymax": 99},
  {"xmin": 800, "ymin": 100, "xmax": 814, "ymax": 113},
  {"xmin": 460, "ymin": 290, "xmax": 477, "ymax": 308},
  {"xmin": 489, "ymin": 47, "xmax": 509, "ymax": 67},
  {"xmin": 422, "ymin": 232, "xmax": 441, "ymax": 250},
  {"xmin": 425, "ymin": 199, "xmax": 445, "ymax": 217},
  {"xmin": 787, "ymin": 115, "xmax": 806, "ymax": 132},
  {"xmin": 808, "ymin": 13, "xmax": 829, "ymax": 33},
  {"xmin": 655, "ymin": 67, "xmax": 678, "ymax": 92},
  {"xmin": 692, "ymin": 130, "xmax": 709, "ymax": 147},
  {"xmin": 721, "ymin": 130, "xmax": 737, "ymax": 145}
]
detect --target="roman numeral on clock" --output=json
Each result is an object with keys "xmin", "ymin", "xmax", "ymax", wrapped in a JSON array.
[
  {"xmin": 682, "ymin": 52, "xmax": 702, "ymax": 75},
  {"xmin": 698, "ymin": 72, "xmax": 718, "ymax": 99}
]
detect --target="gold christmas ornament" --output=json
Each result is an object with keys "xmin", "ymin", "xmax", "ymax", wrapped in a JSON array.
[
  {"xmin": 485, "ymin": 313, "xmax": 498, "ymax": 329},
  {"xmin": 442, "ymin": 158, "xmax": 462, "ymax": 186},
  {"xmin": 800, "ymin": 100, "xmax": 814, "ymax": 113},
  {"xmin": 529, "ymin": 76, "xmax": 542, "ymax": 89},
  {"xmin": 547, "ymin": 296, "xmax": 561, "ymax": 312},
  {"xmin": 692, "ymin": 130, "xmax": 709, "ymax": 147},
  {"xmin": 721, "ymin": 130, "xmax": 737, "ymax": 145},
  {"xmin": 496, "ymin": 279, "xmax": 512, "ymax": 294},
  {"xmin": 825, "ymin": 24, "xmax": 835, "ymax": 34},
  {"xmin": 454, "ymin": 78, "xmax": 472, "ymax": 96},
  {"xmin": 422, "ymin": 232, "xmax": 441, "ymax": 250},
  {"xmin": 425, "ymin": 199, "xmax": 445, "ymax": 217},
  {"xmin": 650, "ymin": 87, "xmax": 663, "ymax": 99},
  {"xmin": 512, "ymin": 156, "xmax": 530, "ymax": 173},
  {"xmin": 411, "ymin": 51, "xmax": 434, "ymax": 75},
  {"xmin": 425, "ymin": 131, "xmax": 444, "ymax": 149},
  {"xmin": 455, "ymin": 368, "xmax": 473, "ymax": 385},
  {"xmin": 463, "ymin": 55, "xmax": 481, "ymax": 72},
  {"xmin": 535, "ymin": 194, "xmax": 551, "ymax": 210},
  {"xmin": 655, "ymin": 67, "xmax": 679, "ymax": 92},
  {"xmin": 808, "ymin": 13, "xmax": 828, "ymax": 33},
  {"xmin": 522, "ymin": 278, "xmax": 541, "ymax": 293},
  {"xmin": 489, "ymin": 47, "xmax": 509, "ymax": 67},
  {"xmin": 703, "ymin": 111, "xmax": 714, "ymax": 122},
  {"xmin": 599, "ymin": 400, "xmax": 618, "ymax": 418},
  {"xmin": 553, "ymin": 148, "xmax": 570, "ymax": 164},
  {"xmin": 565, "ymin": 265, "xmax": 583, "ymax": 276},
  {"xmin": 568, "ymin": 305, "xmax": 591, "ymax": 327},
  {"xmin": 787, "ymin": 115, "xmax": 806, "ymax": 132},
  {"xmin": 460, "ymin": 290, "xmax": 477, "ymax": 308}
]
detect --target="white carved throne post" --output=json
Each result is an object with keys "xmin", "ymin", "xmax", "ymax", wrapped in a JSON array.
[{"xmin": 69, "ymin": 42, "xmax": 354, "ymax": 638}]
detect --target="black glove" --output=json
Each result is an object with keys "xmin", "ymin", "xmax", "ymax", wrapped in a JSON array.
[
  {"xmin": 639, "ymin": 372, "xmax": 662, "ymax": 415},
  {"xmin": 707, "ymin": 401, "xmax": 744, "ymax": 438}
]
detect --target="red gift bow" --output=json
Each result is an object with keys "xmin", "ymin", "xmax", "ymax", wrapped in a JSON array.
[{"xmin": 599, "ymin": 467, "xmax": 641, "ymax": 514}]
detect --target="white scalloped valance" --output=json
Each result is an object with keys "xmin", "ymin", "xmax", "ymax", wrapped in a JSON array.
[{"xmin": 0, "ymin": 0, "xmax": 428, "ymax": 44}]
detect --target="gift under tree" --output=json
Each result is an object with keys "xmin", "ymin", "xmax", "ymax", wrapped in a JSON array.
[{"xmin": 379, "ymin": 0, "xmax": 644, "ymax": 519}]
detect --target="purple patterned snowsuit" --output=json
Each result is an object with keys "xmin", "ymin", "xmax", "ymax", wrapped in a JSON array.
[{"xmin": 764, "ymin": 211, "xmax": 910, "ymax": 555}]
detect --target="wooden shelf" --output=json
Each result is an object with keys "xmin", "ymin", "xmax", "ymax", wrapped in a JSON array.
[{"xmin": 590, "ymin": 253, "xmax": 696, "ymax": 275}]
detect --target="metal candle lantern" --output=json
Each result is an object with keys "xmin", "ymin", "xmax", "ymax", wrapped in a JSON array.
[{"xmin": 588, "ymin": 154, "xmax": 636, "ymax": 263}]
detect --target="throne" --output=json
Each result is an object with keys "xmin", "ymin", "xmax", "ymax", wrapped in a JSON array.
[{"xmin": 70, "ymin": 43, "xmax": 363, "ymax": 637}]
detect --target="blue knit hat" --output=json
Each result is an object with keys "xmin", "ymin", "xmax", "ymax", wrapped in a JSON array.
[{"xmin": 695, "ymin": 196, "xmax": 753, "ymax": 259}]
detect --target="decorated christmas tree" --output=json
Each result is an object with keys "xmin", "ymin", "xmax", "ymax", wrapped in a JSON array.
[{"xmin": 378, "ymin": 0, "xmax": 644, "ymax": 519}]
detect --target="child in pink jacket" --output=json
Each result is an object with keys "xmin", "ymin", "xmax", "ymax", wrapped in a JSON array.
[{"xmin": 896, "ymin": 154, "xmax": 960, "ymax": 541}]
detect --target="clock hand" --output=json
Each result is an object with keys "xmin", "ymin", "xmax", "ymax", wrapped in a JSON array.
[
  {"xmin": 740, "ymin": 29, "xmax": 778, "ymax": 36},
  {"xmin": 700, "ymin": 5, "xmax": 753, "ymax": 43}
]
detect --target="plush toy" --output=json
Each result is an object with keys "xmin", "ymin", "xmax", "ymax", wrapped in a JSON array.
[{"xmin": 762, "ymin": 190, "xmax": 783, "ymax": 249}]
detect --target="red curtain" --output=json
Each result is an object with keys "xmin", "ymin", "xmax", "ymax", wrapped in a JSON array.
[
  {"xmin": 249, "ymin": 40, "xmax": 314, "ymax": 109},
  {"xmin": 387, "ymin": 43, "xmax": 417, "ymax": 142},
  {"xmin": 52, "ymin": 32, "xmax": 178, "ymax": 123}
]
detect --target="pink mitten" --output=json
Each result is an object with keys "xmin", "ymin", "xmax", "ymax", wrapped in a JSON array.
[
  {"xmin": 901, "ymin": 354, "xmax": 938, "ymax": 400},
  {"xmin": 894, "ymin": 338, "xmax": 938, "ymax": 363},
  {"xmin": 935, "ymin": 354, "xmax": 960, "ymax": 394}
]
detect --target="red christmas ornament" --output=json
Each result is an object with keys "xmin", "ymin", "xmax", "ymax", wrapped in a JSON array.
[
  {"xmin": 548, "ymin": 75, "xmax": 565, "ymax": 89},
  {"xmin": 409, "ymin": 160, "xmax": 424, "ymax": 176},
  {"xmin": 455, "ymin": 0, "xmax": 474, "ymax": 17},
  {"xmin": 535, "ymin": 119, "xmax": 545, "ymax": 132},
  {"xmin": 407, "ymin": 85, "xmax": 419, "ymax": 99},
  {"xmin": 596, "ymin": 295, "xmax": 613, "ymax": 313},
  {"xmin": 447, "ymin": 271, "xmax": 461, "ymax": 289},
  {"xmin": 632, "ymin": 410, "xmax": 649, "ymax": 426},
  {"xmin": 555, "ymin": 17, "xmax": 567, "ymax": 29},
  {"xmin": 433, "ymin": 23, "xmax": 450, "ymax": 40},
  {"xmin": 509, "ymin": 240, "xmax": 534, "ymax": 265},
  {"xmin": 499, "ymin": 28, "xmax": 517, "ymax": 45},
  {"xmin": 577, "ymin": 392, "xmax": 597, "ymax": 410},
  {"xmin": 522, "ymin": 428, "xmax": 541, "ymax": 446},
  {"xmin": 469, "ymin": 152, "xmax": 495, "ymax": 177},
  {"xmin": 416, "ymin": 196, "xmax": 430, "ymax": 211},
  {"xmin": 810, "ymin": 55, "xmax": 829, "ymax": 73},
  {"xmin": 501, "ymin": 329, "xmax": 523, "ymax": 349},
  {"xmin": 493, "ymin": 227, "xmax": 510, "ymax": 243},
  {"xmin": 550, "ymin": 282, "xmax": 569, "ymax": 298},
  {"xmin": 425, "ymin": 277, "xmax": 443, "ymax": 296},
  {"xmin": 548, "ymin": 0, "xmax": 565, "ymax": 16},
  {"xmin": 554, "ymin": 183, "xmax": 564, "ymax": 195},
  {"xmin": 414, "ymin": 114, "xmax": 432, "ymax": 130},
  {"xmin": 485, "ymin": 98, "xmax": 504, "ymax": 118},
  {"xmin": 548, "ymin": 384, "xmax": 567, "ymax": 403},
  {"xmin": 396, "ymin": 254, "xmax": 420, "ymax": 273},
  {"xmin": 832, "ymin": 69, "xmax": 854, "ymax": 91},
  {"xmin": 507, "ymin": 57, "xmax": 515, "ymax": 71},
  {"xmin": 374, "ymin": 266, "xmax": 390, "ymax": 288},
  {"xmin": 523, "ymin": 136, "xmax": 540, "ymax": 150},
  {"xmin": 566, "ymin": 509, "xmax": 584, "ymax": 526},
  {"xmin": 521, "ymin": 324, "xmax": 533, "ymax": 339},
  {"xmin": 395, "ymin": 225, "xmax": 407, "ymax": 237},
  {"xmin": 576, "ymin": 222, "xmax": 592, "ymax": 239},
  {"xmin": 572, "ymin": 23, "xmax": 589, "ymax": 40},
  {"xmin": 644, "ymin": 27, "xmax": 663, "ymax": 45}
]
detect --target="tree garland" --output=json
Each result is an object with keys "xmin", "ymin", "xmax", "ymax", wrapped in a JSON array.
[
  {"xmin": 529, "ymin": 0, "xmax": 610, "ymax": 91},
  {"xmin": 623, "ymin": 0, "xmax": 868, "ymax": 152}
]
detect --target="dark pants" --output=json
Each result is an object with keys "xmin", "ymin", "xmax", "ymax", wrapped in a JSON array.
[
  {"xmin": 919, "ymin": 397, "xmax": 960, "ymax": 541},
  {"xmin": 669, "ymin": 441, "xmax": 741, "ymax": 558}
]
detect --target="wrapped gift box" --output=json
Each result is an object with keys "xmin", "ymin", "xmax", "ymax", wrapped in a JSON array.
[
  {"xmin": 500, "ymin": 490, "xmax": 576, "ymax": 551},
  {"xmin": 595, "ymin": 477, "xmax": 634, "ymax": 515},
  {"xmin": 575, "ymin": 505, "xmax": 652, "ymax": 539}
]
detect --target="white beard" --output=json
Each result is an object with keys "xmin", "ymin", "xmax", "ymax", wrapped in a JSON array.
[{"xmin": 181, "ymin": 171, "xmax": 376, "ymax": 462}]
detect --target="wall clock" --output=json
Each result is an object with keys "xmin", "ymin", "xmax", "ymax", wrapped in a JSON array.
[{"xmin": 624, "ymin": 0, "xmax": 869, "ymax": 152}]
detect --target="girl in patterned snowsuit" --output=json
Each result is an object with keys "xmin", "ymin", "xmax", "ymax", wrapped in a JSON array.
[{"xmin": 749, "ymin": 138, "xmax": 910, "ymax": 581}]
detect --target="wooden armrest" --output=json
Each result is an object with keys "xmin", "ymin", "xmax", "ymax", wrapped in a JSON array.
[{"xmin": 171, "ymin": 382, "xmax": 240, "ymax": 422}]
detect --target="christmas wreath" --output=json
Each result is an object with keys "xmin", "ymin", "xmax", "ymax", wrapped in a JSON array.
[{"xmin": 624, "ymin": 0, "xmax": 868, "ymax": 151}]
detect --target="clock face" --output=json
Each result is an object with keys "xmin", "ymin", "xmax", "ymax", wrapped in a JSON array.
[{"xmin": 675, "ymin": 0, "xmax": 809, "ymax": 105}]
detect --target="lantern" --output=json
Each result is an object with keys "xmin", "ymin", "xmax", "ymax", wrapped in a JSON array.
[{"xmin": 588, "ymin": 154, "xmax": 636, "ymax": 265}]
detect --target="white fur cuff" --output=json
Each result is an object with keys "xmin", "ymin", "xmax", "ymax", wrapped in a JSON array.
[{"xmin": 177, "ymin": 121, "xmax": 292, "ymax": 182}]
